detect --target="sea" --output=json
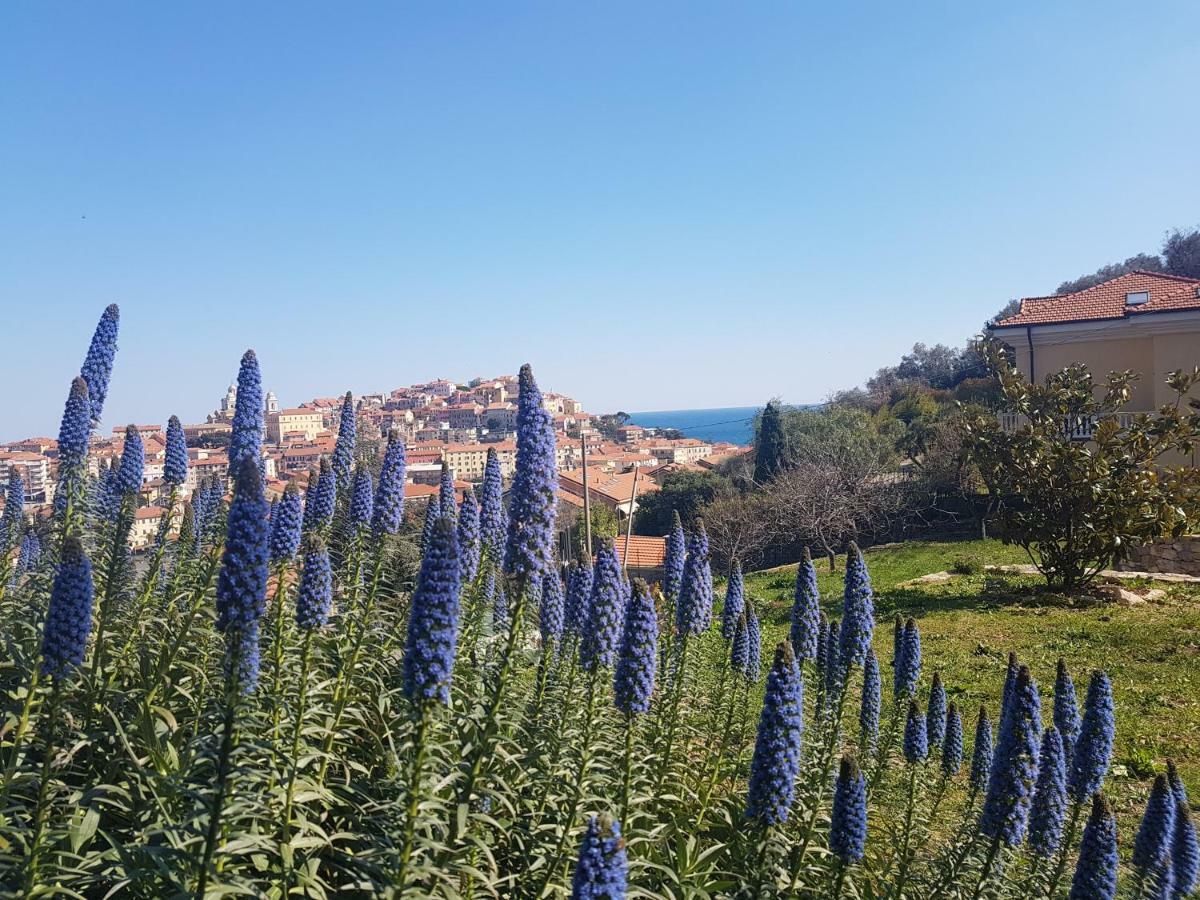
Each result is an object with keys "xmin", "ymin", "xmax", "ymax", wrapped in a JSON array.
[{"xmin": 626, "ymin": 406, "xmax": 761, "ymax": 446}]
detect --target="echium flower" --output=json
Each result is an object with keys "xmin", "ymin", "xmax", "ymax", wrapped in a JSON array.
[
  {"xmin": 580, "ymin": 540, "xmax": 623, "ymax": 672},
  {"xmin": 2, "ymin": 466, "xmax": 24, "ymax": 539},
  {"xmin": 79, "ymin": 303, "xmax": 119, "ymax": 424},
  {"xmin": 943, "ymin": 702, "xmax": 964, "ymax": 775},
  {"xmin": 164, "ymin": 415, "xmax": 188, "ymax": 487},
  {"xmin": 214, "ymin": 457, "xmax": 270, "ymax": 692},
  {"xmin": 839, "ymin": 542, "xmax": 874, "ymax": 668},
  {"xmin": 860, "ymin": 648, "xmax": 881, "ymax": 750},
  {"xmin": 790, "ymin": 546, "xmax": 820, "ymax": 663},
  {"xmin": 731, "ymin": 613, "xmax": 750, "ymax": 675},
  {"xmin": 815, "ymin": 611, "xmax": 829, "ymax": 680},
  {"xmin": 492, "ymin": 577, "xmax": 509, "ymax": 633},
  {"xmin": 1145, "ymin": 853, "xmax": 1175, "ymax": 900},
  {"xmin": 564, "ymin": 554, "xmax": 593, "ymax": 636},
  {"xmin": 721, "ymin": 560, "xmax": 745, "ymax": 641},
  {"xmin": 1054, "ymin": 658, "xmax": 1081, "ymax": 764},
  {"xmin": 745, "ymin": 642, "xmax": 804, "ymax": 825},
  {"xmin": 539, "ymin": 566, "xmax": 565, "ymax": 646},
  {"xmin": 664, "ymin": 510, "xmax": 686, "ymax": 605},
  {"xmin": 1029, "ymin": 727, "xmax": 1068, "ymax": 858},
  {"xmin": 570, "ymin": 815, "xmax": 627, "ymax": 900},
  {"xmin": 372, "ymin": 430, "xmax": 407, "ymax": 535},
  {"xmin": 115, "ymin": 424, "xmax": 144, "ymax": 495},
  {"xmin": 40, "ymin": 536, "xmax": 94, "ymax": 678},
  {"xmin": 401, "ymin": 517, "xmax": 462, "ymax": 705},
  {"xmin": 971, "ymin": 705, "xmax": 993, "ymax": 793},
  {"xmin": 307, "ymin": 458, "xmax": 336, "ymax": 531},
  {"xmin": 456, "ymin": 488, "xmax": 481, "ymax": 584},
  {"xmin": 1068, "ymin": 670, "xmax": 1114, "ymax": 804},
  {"xmin": 349, "ymin": 464, "xmax": 374, "ymax": 529},
  {"xmin": 745, "ymin": 599, "xmax": 761, "ymax": 680},
  {"xmin": 294, "ymin": 539, "xmax": 333, "ymax": 630},
  {"xmin": 54, "ymin": 377, "xmax": 91, "ymax": 514},
  {"xmin": 478, "ymin": 447, "xmax": 505, "ymax": 559},
  {"xmin": 503, "ymin": 364, "xmax": 558, "ymax": 582},
  {"xmin": 420, "ymin": 496, "xmax": 440, "ymax": 553},
  {"xmin": 227, "ymin": 350, "xmax": 264, "ymax": 469},
  {"xmin": 979, "ymin": 665, "xmax": 1042, "ymax": 847},
  {"xmin": 1134, "ymin": 774, "xmax": 1178, "ymax": 874},
  {"xmin": 1168, "ymin": 759, "xmax": 1188, "ymax": 808},
  {"xmin": 904, "ymin": 700, "xmax": 928, "ymax": 763},
  {"xmin": 331, "ymin": 392, "xmax": 356, "ymax": 487},
  {"xmin": 438, "ymin": 462, "xmax": 457, "ymax": 518},
  {"xmin": 825, "ymin": 618, "xmax": 842, "ymax": 700},
  {"xmin": 927, "ymin": 672, "xmax": 947, "ymax": 754},
  {"xmin": 894, "ymin": 617, "xmax": 921, "ymax": 698},
  {"xmin": 17, "ymin": 530, "xmax": 41, "ymax": 575},
  {"xmin": 1000, "ymin": 652, "xmax": 1019, "ymax": 723},
  {"xmin": 1070, "ymin": 793, "xmax": 1119, "ymax": 900},
  {"xmin": 675, "ymin": 521, "xmax": 712, "ymax": 637},
  {"xmin": 1173, "ymin": 798, "xmax": 1200, "ymax": 899},
  {"xmin": 830, "ymin": 756, "xmax": 868, "ymax": 864},
  {"xmin": 614, "ymin": 578, "xmax": 658, "ymax": 716}
]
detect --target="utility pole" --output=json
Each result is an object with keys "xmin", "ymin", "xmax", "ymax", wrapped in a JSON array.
[
  {"xmin": 581, "ymin": 434, "xmax": 592, "ymax": 555},
  {"xmin": 622, "ymin": 464, "xmax": 639, "ymax": 575}
]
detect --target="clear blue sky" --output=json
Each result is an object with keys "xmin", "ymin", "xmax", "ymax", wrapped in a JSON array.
[{"xmin": 3, "ymin": 2, "xmax": 1199, "ymax": 439}]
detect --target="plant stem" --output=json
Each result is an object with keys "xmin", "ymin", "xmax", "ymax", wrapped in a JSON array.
[
  {"xmin": 970, "ymin": 833, "xmax": 1003, "ymax": 900},
  {"xmin": 892, "ymin": 763, "xmax": 920, "ymax": 899},
  {"xmin": 620, "ymin": 714, "xmax": 635, "ymax": 827},
  {"xmin": 278, "ymin": 629, "xmax": 314, "ymax": 894},
  {"xmin": 1044, "ymin": 800, "xmax": 1083, "ymax": 898},
  {"xmin": 22, "ymin": 676, "xmax": 62, "ymax": 897},
  {"xmin": 652, "ymin": 635, "xmax": 689, "ymax": 796},
  {"xmin": 195, "ymin": 646, "xmax": 242, "ymax": 898},
  {"xmin": 0, "ymin": 665, "xmax": 41, "ymax": 801},
  {"xmin": 396, "ymin": 701, "xmax": 432, "ymax": 893},
  {"xmin": 534, "ymin": 668, "xmax": 598, "ymax": 899}
]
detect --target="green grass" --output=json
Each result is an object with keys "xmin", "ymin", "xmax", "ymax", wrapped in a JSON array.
[{"xmin": 737, "ymin": 538, "xmax": 1200, "ymax": 835}]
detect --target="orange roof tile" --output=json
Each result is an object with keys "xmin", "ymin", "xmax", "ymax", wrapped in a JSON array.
[
  {"xmin": 993, "ymin": 271, "xmax": 1200, "ymax": 328},
  {"xmin": 614, "ymin": 535, "xmax": 667, "ymax": 570}
]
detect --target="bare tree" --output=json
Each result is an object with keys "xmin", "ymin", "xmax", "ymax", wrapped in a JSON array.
[
  {"xmin": 701, "ymin": 492, "xmax": 779, "ymax": 574},
  {"xmin": 767, "ymin": 445, "xmax": 907, "ymax": 570}
]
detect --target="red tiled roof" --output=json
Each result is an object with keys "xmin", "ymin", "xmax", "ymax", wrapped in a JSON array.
[
  {"xmin": 614, "ymin": 535, "xmax": 667, "ymax": 570},
  {"xmin": 992, "ymin": 271, "xmax": 1200, "ymax": 328}
]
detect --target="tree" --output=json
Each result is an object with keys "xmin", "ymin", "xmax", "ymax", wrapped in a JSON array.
[
  {"xmin": 1054, "ymin": 253, "xmax": 1164, "ymax": 295},
  {"xmin": 753, "ymin": 400, "xmax": 789, "ymax": 483},
  {"xmin": 963, "ymin": 342, "xmax": 1200, "ymax": 591},
  {"xmin": 701, "ymin": 492, "xmax": 778, "ymax": 574},
  {"xmin": 766, "ymin": 439, "xmax": 907, "ymax": 570},
  {"xmin": 633, "ymin": 469, "xmax": 733, "ymax": 535},
  {"xmin": 1163, "ymin": 228, "xmax": 1200, "ymax": 279},
  {"xmin": 594, "ymin": 412, "xmax": 631, "ymax": 441}
]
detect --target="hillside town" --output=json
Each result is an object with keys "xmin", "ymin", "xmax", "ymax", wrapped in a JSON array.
[{"xmin": 0, "ymin": 373, "xmax": 749, "ymax": 557}]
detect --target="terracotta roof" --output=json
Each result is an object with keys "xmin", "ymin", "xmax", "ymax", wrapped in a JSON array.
[
  {"xmin": 614, "ymin": 535, "xmax": 667, "ymax": 570},
  {"xmin": 992, "ymin": 271, "xmax": 1200, "ymax": 328}
]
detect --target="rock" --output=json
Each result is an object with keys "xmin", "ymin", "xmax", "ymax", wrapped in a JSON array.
[
  {"xmin": 1144, "ymin": 589, "xmax": 1167, "ymax": 602},
  {"xmin": 1096, "ymin": 584, "xmax": 1145, "ymax": 606}
]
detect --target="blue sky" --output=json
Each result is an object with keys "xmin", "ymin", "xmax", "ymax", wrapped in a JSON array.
[{"xmin": 3, "ymin": 2, "xmax": 1198, "ymax": 439}]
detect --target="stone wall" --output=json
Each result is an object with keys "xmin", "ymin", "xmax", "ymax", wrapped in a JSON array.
[{"xmin": 1120, "ymin": 536, "xmax": 1200, "ymax": 576}]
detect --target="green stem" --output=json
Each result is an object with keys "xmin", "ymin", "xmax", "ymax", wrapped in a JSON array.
[
  {"xmin": 195, "ymin": 644, "xmax": 243, "ymax": 898},
  {"xmin": 970, "ymin": 833, "xmax": 1003, "ymax": 900},
  {"xmin": 22, "ymin": 676, "xmax": 62, "ymax": 897},
  {"xmin": 534, "ymin": 668, "xmax": 598, "ymax": 899},
  {"xmin": 892, "ymin": 764, "xmax": 920, "ymax": 899},
  {"xmin": 831, "ymin": 858, "xmax": 847, "ymax": 900},
  {"xmin": 620, "ymin": 715, "xmax": 635, "ymax": 827},
  {"xmin": 652, "ymin": 635, "xmax": 689, "ymax": 796},
  {"xmin": 396, "ymin": 702, "xmax": 432, "ymax": 892},
  {"xmin": 1044, "ymin": 800, "xmax": 1083, "ymax": 898},
  {"xmin": 0, "ymin": 666, "xmax": 41, "ymax": 801},
  {"xmin": 278, "ymin": 629, "xmax": 314, "ymax": 893}
]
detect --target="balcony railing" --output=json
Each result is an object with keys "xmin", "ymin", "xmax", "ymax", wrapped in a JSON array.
[{"xmin": 998, "ymin": 411, "xmax": 1148, "ymax": 440}]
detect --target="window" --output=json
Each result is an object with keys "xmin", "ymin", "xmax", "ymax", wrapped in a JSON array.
[{"xmin": 1125, "ymin": 291, "xmax": 1149, "ymax": 306}]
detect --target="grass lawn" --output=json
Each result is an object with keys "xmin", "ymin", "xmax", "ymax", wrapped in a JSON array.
[{"xmin": 736, "ymin": 538, "xmax": 1200, "ymax": 838}]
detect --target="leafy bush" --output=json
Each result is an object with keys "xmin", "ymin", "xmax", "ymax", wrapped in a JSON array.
[{"xmin": 965, "ymin": 340, "xmax": 1200, "ymax": 590}]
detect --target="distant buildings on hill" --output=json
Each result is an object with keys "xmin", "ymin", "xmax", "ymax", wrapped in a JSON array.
[{"xmin": 1, "ymin": 372, "xmax": 747, "ymax": 552}]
